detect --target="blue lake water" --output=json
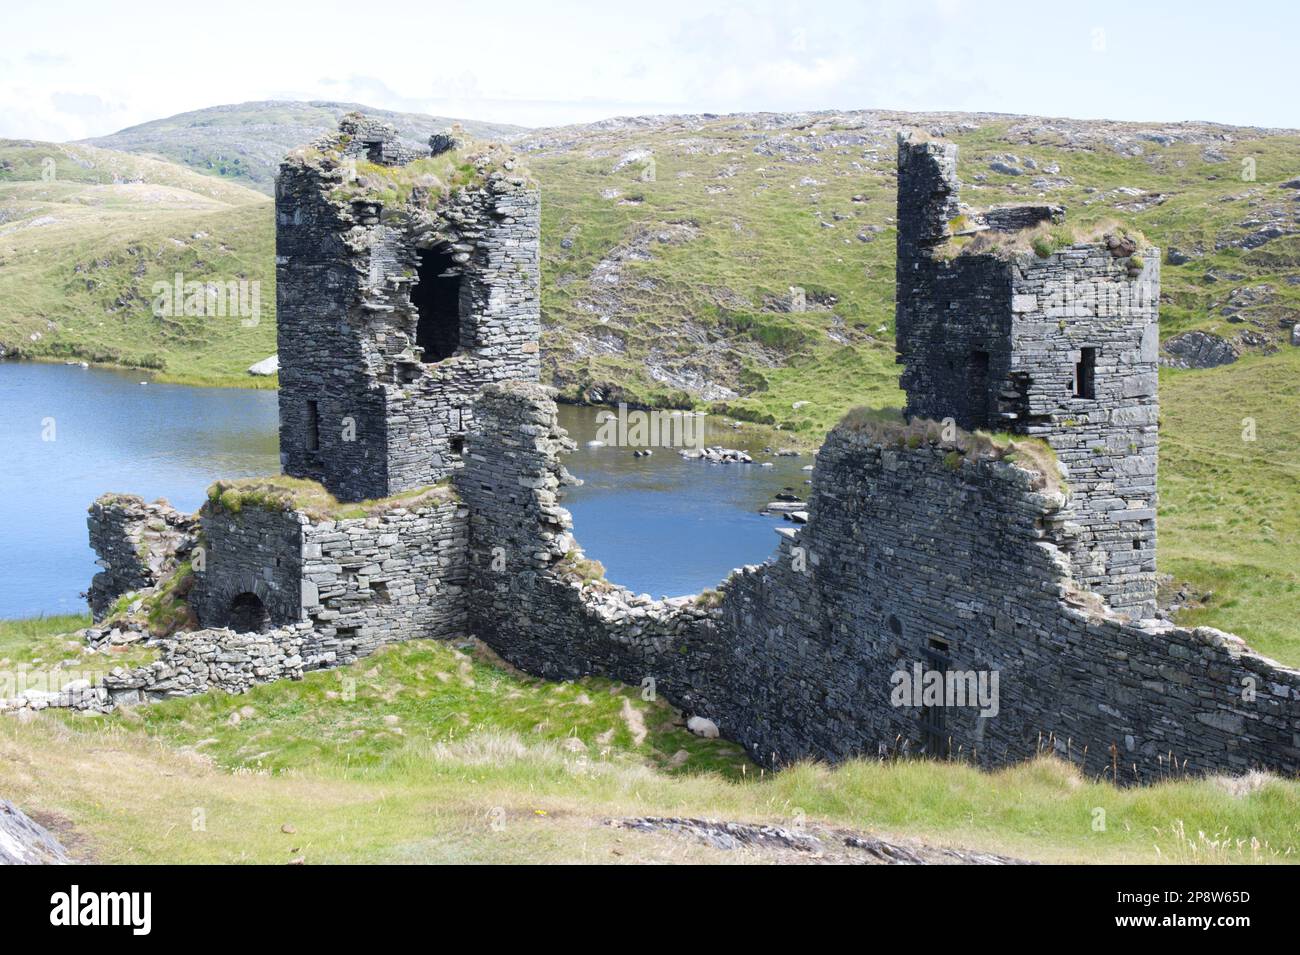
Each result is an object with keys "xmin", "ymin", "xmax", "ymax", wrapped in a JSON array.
[{"xmin": 0, "ymin": 361, "xmax": 811, "ymax": 618}]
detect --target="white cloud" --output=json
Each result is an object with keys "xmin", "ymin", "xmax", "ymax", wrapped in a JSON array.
[{"xmin": 0, "ymin": 0, "xmax": 1294, "ymax": 139}]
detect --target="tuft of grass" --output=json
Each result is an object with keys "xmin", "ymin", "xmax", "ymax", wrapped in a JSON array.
[{"xmin": 559, "ymin": 550, "xmax": 609, "ymax": 587}]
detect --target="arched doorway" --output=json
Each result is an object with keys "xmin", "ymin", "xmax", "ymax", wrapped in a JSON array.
[{"xmin": 228, "ymin": 592, "xmax": 269, "ymax": 633}]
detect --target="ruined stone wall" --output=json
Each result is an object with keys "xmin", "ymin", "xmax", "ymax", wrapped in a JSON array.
[
  {"xmin": 337, "ymin": 112, "xmax": 424, "ymax": 166},
  {"xmin": 191, "ymin": 504, "xmax": 305, "ymax": 631},
  {"xmin": 894, "ymin": 133, "xmax": 1159, "ymax": 617},
  {"xmin": 275, "ymin": 160, "xmax": 390, "ymax": 500},
  {"xmin": 379, "ymin": 179, "xmax": 542, "ymax": 494},
  {"xmin": 896, "ymin": 251, "xmax": 1014, "ymax": 428},
  {"xmin": 79, "ymin": 492, "xmax": 468, "ymax": 709},
  {"xmin": 459, "ymin": 384, "xmax": 1300, "ymax": 781},
  {"xmin": 895, "ymin": 135, "xmax": 1015, "ymax": 430},
  {"xmin": 86, "ymin": 494, "xmax": 197, "ymax": 620},
  {"xmin": 1009, "ymin": 249, "xmax": 1161, "ymax": 616},
  {"xmin": 275, "ymin": 118, "xmax": 540, "ymax": 503},
  {"xmin": 100, "ymin": 625, "xmax": 310, "ymax": 706},
  {"xmin": 191, "ymin": 491, "xmax": 467, "ymax": 652},
  {"xmin": 298, "ymin": 494, "xmax": 468, "ymax": 668}
]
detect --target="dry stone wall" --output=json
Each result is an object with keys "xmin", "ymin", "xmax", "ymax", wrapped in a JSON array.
[
  {"xmin": 276, "ymin": 116, "xmax": 540, "ymax": 503},
  {"xmin": 86, "ymin": 494, "xmax": 197, "ymax": 620},
  {"xmin": 100, "ymin": 625, "xmax": 310, "ymax": 706},
  {"xmin": 459, "ymin": 384, "xmax": 1300, "ymax": 781}
]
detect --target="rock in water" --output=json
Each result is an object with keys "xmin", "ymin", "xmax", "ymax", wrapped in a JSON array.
[
  {"xmin": 0, "ymin": 799, "xmax": 73, "ymax": 864},
  {"xmin": 247, "ymin": 354, "xmax": 279, "ymax": 376}
]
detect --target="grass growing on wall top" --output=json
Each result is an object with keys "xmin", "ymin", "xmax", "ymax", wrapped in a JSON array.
[{"xmin": 205, "ymin": 475, "xmax": 453, "ymax": 520}]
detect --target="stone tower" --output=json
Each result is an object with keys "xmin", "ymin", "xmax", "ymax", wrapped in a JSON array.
[
  {"xmin": 275, "ymin": 114, "xmax": 541, "ymax": 502},
  {"xmin": 894, "ymin": 131, "xmax": 1160, "ymax": 618}
]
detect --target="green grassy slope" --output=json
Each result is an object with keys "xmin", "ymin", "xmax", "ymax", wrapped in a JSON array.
[
  {"xmin": 1160, "ymin": 351, "xmax": 1300, "ymax": 662},
  {"xmin": 0, "ymin": 624, "xmax": 1294, "ymax": 864},
  {"xmin": 82, "ymin": 100, "xmax": 526, "ymax": 194},
  {"xmin": 0, "ymin": 140, "xmax": 276, "ymax": 383}
]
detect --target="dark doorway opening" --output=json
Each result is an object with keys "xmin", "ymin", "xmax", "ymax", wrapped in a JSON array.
[
  {"xmin": 920, "ymin": 637, "xmax": 952, "ymax": 758},
  {"xmin": 1075, "ymin": 347, "xmax": 1097, "ymax": 399},
  {"xmin": 229, "ymin": 592, "xmax": 269, "ymax": 633},
  {"xmin": 413, "ymin": 247, "xmax": 463, "ymax": 363},
  {"xmin": 968, "ymin": 350, "xmax": 990, "ymax": 429}
]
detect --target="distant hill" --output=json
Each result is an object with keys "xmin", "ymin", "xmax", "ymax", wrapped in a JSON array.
[
  {"xmin": 0, "ymin": 139, "xmax": 275, "ymax": 380},
  {"xmin": 81, "ymin": 100, "xmax": 527, "ymax": 193}
]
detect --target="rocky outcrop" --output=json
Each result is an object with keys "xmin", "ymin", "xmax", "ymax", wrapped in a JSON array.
[
  {"xmin": 1161, "ymin": 330, "xmax": 1239, "ymax": 368},
  {"xmin": 86, "ymin": 494, "xmax": 197, "ymax": 620},
  {"xmin": 0, "ymin": 799, "xmax": 73, "ymax": 864},
  {"xmin": 247, "ymin": 354, "xmax": 278, "ymax": 375}
]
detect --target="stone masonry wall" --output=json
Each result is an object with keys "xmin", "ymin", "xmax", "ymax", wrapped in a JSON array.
[
  {"xmin": 100, "ymin": 624, "xmax": 310, "ymax": 706},
  {"xmin": 894, "ymin": 132, "xmax": 1158, "ymax": 617},
  {"xmin": 276, "ymin": 117, "xmax": 540, "ymax": 503},
  {"xmin": 72, "ymin": 491, "xmax": 468, "ymax": 711},
  {"xmin": 86, "ymin": 494, "xmax": 197, "ymax": 620},
  {"xmin": 192, "ymin": 492, "xmax": 467, "ymax": 654},
  {"xmin": 276, "ymin": 159, "xmax": 392, "ymax": 500},
  {"xmin": 191, "ymin": 504, "xmax": 305, "ymax": 630},
  {"xmin": 460, "ymin": 383, "xmax": 1300, "ymax": 782},
  {"xmin": 1009, "ymin": 249, "xmax": 1160, "ymax": 616},
  {"xmin": 298, "ymin": 493, "xmax": 468, "ymax": 668}
]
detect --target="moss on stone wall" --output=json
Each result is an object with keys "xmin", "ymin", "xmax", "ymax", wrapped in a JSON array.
[{"xmin": 205, "ymin": 475, "xmax": 452, "ymax": 521}]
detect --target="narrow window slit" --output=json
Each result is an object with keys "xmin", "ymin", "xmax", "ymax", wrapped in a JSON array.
[
  {"xmin": 1075, "ymin": 347, "xmax": 1097, "ymax": 399},
  {"xmin": 305, "ymin": 400, "xmax": 320, "ymax": 452}
]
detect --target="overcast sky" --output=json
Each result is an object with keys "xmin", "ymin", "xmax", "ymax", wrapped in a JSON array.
[{"xmin": 3, "ymin": 0, "xmax": 1295, "ymax": 141}]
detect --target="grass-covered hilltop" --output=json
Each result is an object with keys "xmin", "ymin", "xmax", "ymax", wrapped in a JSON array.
[{"xmin": 81, "ymin": 100, "xmax": 526, "ymax": 193}]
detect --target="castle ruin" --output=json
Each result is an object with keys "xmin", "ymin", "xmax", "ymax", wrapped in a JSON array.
[{"xmin": 57, "ymin": 118, "xmax": 1300, "ymax": 784}]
